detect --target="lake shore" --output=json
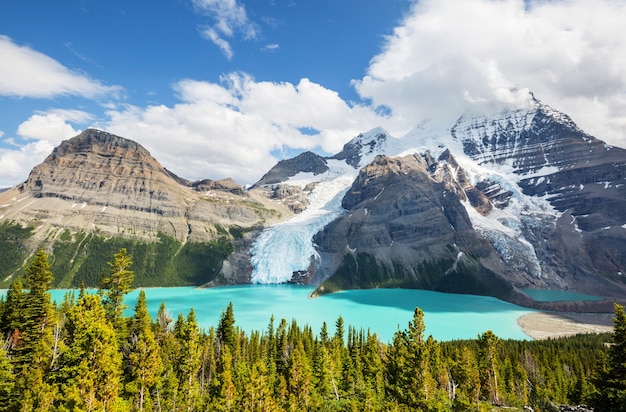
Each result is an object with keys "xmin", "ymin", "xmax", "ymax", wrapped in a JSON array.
[{"xmin": 518, "ymin": 311, "xmax": 614, "ymax": 340}]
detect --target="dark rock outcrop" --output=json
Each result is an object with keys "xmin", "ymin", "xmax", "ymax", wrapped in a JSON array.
[
  {"xmin": 312, "ymin": 153, "xmax": 521, "ymax": 302},
  {"xmin": 252, "ymin": 151, "xmax": 328, "ymax": 187},
  {"xmin": 331, "ymin": 127, "xmax": 388, "ymax": 168}
]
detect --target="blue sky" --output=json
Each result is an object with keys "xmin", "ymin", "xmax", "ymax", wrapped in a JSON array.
[{"xmin": 1, "ymin": 0, "xmax": 626, "ymax": 187}]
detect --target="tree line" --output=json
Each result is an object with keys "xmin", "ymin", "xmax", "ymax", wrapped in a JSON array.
[{"xmin": 0, "ymin": 248, "xmax": 625, "ymax": 411}]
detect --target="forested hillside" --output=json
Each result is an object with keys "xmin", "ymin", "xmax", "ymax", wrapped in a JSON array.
[{"xmin": 1, "ymin": 249, "xmax": 625, "ymax": 411}]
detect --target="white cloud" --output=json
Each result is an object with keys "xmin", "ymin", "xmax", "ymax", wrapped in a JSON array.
[
  {"xmin": 354, "ymin": 0, "xmax": 626, "ymax": 146},
  {"xmin": 262, "ymin": 43, "xmax": 280, "ymax": 52},
  {"xmin": 201, "ymin": 27, "xmax": 234, "ymax": 60},
  {"xmin": 0, "ymin": 140, "xmax": 56, "ymax": 187},
  {"xmin": 0, "ymin": 36, "xmax": 122, "ymax": 99},
  {"xmin": 17, "ymin": 112, "xmax": 85, "ymax": 145},
  {"xmin": 99, "ymin": 74, "xmax": 393, "ymax": 185},
  {"xmin": 0, "ymin": 110, "xmax": 91, "ymax": 187},
  {"xmin": 193, "ymin": 0, "xmax": 257, "ymax": 59}
]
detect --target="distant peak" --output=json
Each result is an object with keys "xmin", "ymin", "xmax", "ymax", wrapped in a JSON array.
[
  {"xmin": 332, "ymin": 127, "xmax": 389, "ymax": 168},
  {"xmin": 351, "ymin": 127, "xmax": 388, "ymax": 143}
]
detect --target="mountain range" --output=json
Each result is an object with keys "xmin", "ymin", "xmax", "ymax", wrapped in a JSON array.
[{"xmin": 1, "ymin": 94, "xmax": 625, "ymax": 311}]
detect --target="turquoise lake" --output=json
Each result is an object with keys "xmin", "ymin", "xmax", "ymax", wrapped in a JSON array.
[
  {"xmin": 41, "ymin": 285, "xmax": 534, "ymax": 342},
  {"xmin": 522, "ymin": 288, "xmax": 603, "ymax": 302}
]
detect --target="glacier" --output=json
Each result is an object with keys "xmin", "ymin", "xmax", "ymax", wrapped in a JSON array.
[{"xmin": 250, "ymin": 160, "xmax": 358, "ymax": 283}]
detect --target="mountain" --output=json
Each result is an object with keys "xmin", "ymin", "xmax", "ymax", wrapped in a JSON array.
[
  {"xmin": 245, "ymin": 96, "xmax": 626, "ymax": 311},
  {"xmin": 0, "ymin": 129, "xmax": 290, "ymax": 287},
  {"xmin": 2, "ymin": 97, "xmax": 625, "ymax": 310}
]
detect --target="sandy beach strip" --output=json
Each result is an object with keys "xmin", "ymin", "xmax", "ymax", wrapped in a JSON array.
[{"xmin": 518, "ymin": 311, "xmax": 614, "ymax": 340}]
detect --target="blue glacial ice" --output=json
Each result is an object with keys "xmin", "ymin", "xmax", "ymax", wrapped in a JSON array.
[{"xmin": 250, "ymin": 160, "xmax": 357, "ymax": 283}]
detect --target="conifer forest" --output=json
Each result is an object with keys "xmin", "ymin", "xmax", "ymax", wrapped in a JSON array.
[{"xmin": 1, "ymin": 249, "xmax": 625, "ymax": 411}]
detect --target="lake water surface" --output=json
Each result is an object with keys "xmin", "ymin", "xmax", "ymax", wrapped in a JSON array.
[
  {"xmin": 44, "ymin": 285, "xmax": 534, "ymax": 342},
  {"xmin": 522, "ymin": 288, "xmax": 603, "ymax": 302}
]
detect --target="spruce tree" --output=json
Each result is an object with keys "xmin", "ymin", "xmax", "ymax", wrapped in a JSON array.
[
  {"xmin": 0, "ymin": 346, "xmax": 15, "ymax": 412},
  {"xmin": 0, "ymin": 278, "xmax": 25, "ymax": 349},
  {"xmin": 288, "ymin": 340, "xmax": 313, "ymax": 410},
  {"xmin": 19, "ymin": 249, "xmax": 54, "ymax": 361},
  {"xmin": 591, "ymin": 303, "xmax": 626, "ymax": 411},
  {"xmin": 56, "ymin": 294, "xmax": 123, "ymax": 411},
  {"xmin": 217, "ymin": 302, "xmax": 236, "ymax": 350},
  {"xmin": 478, "ymin": 330, "xmax": 502, "ymax": 406},
  {"xmin": 101, "ymin": 248, "xmax": 134, "ymax": 336},
  {"xmin": 176, "ymin": 308, "xmax": 202, "ymax": 410},
  {"xmin": 14, "ymin": 249, "xmax": 58, "ymax": 411},
  {"xmin": 126, "ymin": 290, "xmax": 162, "ymax": 411}
]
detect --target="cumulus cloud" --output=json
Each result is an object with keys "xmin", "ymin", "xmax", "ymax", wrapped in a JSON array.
[
  {"xmin": 0, "ymin": 36, "xmax": 122, "ymax": 99},
  {"xmin": 17, "ymin": 110, "xmax": 92, "ymax": 145},
  {"xmin": 0, "ymin": 110, "xmax": 92, "ymax": 187},
  {"xmin": 0, "ymin": 140, "xmax": 56, "ymax": 187},
  {"xmin": 193, "ymin": 0, "xmax": 257, "ymax": 59},
  {"xmin": 354, "ymin": 0, "xmax": 626, "ymax": 146},
  {"xmin": 99, "ymin": 74, "xmax": 393, "ymax": 185}
]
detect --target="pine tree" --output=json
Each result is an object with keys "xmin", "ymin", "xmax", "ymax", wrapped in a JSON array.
[
  {"xmin": 56, "ymin": 294, "xmax": 123, "ymax": 411},
  {"xmin": 213, "ymin": 344, "xmax": 236, "ymax": 411},
  {"xmin": 478, "ymin": 330, "xmax": 501, "ymax": 406},
  {"xmin": 154, "ymin": 321, "xmax": 180, "ymax": 412},
  {"xmin": 450, "ymin": 346, "xmax": 480, "ymax": 408},
  {"xmin": 0, "ymin": 278, "xmax": 25, "ymax": 350},
  {"xmin": 19, "ymin": 249, "xmax": 54, "ymax": 362},
  {"xmin": 335, "ymin": 316, "xmax": 345, "ymax": 343},
  {"xmin": 101, "ymin": 248, "xmax": 134, "ymax": 336},
  {"xmin": 156, "ymin": 300, "xmax": 173, "ymax": 341},
  {"xmin": 313, "ymin": 343, "xmax": 336, "ymax": 402},
  {"xmin": 15, "ymin": 249, "xmax": 58, "ymax": 411},
  {"xmin": 288, "ymin": 340, "xmax": 313, "ymax": 410},
  {"xmin": 246, "ymin": 357, "xmax": 275, "ymax": 411},
  {"xmin": 176, "ymin": 308, "xmax": 202, "ymax": 410},
  {"xmin": 0, "ymin": 346, "xmax": 15, "ymax": 412},
  {"xmin": 217, "ymin": 302, "xmax": 236, "ymax": 351},
  {"xmin": 591, "ymin": 303, "xmax": 626, "ymax": 411},
  {"xmin": 362, "ymin": 333, "xmax": 385, "ymax": 408},
  {"xmin": 125, "ymin": 290, "xmax": 162, "ymax": 411}
]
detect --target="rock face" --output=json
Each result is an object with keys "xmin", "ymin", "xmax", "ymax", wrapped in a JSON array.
[
  {"xmin": 253, "ymin": 151, "xmax": 328, "ymax": 187},
  {"xmin": 0, "ymin": 129, "xmax": 289, "ymax": 245},
  {"xmin": 331, "ymin": 128, "xmax": 388, "ymax": 167},
  {"xmin": 312, "ymin": 152, "xmax": 520, "ymax": 301},
  {"xmin": 451, "ymin": 100, "xmax": 626, "ymax": 300}
]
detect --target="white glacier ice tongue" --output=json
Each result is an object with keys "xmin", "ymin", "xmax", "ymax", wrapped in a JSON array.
[{"xmin": 250, "ymin": 160, "xmax": 359, "ymax": 284}]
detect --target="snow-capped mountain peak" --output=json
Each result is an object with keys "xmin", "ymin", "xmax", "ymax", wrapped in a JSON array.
[{"xmin": 244, "ymin": 95, "xmax": 626, "ymax": 308}]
